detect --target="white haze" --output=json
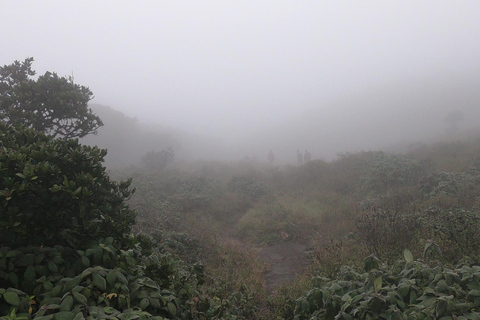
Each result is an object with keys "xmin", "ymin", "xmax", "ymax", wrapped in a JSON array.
[{"xmin": 2, "ymin": 1, "xmax": 480, "ymax": 164}]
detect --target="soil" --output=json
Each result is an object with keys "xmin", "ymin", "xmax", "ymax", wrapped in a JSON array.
[{"xmin": 257, "ymin": 242, "xmax": 308, "ymax": 292}]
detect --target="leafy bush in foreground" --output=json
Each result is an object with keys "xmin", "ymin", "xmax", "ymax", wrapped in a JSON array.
[
  {"xmin": 0, "ymin": 238, "xmax": 209, "ymax": 319},
  {"xmin": 0, "ymin": 122, "xmax": 136, "ymax": 249},
  {"xmin": 294, "ymin": 252, "xmax": 480, "ymax": 320}
]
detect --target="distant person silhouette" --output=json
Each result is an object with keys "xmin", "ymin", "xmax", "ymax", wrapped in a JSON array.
[
  {"xmin": 297, "ymin": 150, "xmax": 303, "ymax": 165},
  {"xmin": 304, "ymin": 150, "xmax": 311, "ymax": 163},
  {"xmin": 267, "ymin": 150, "xmax": 275, "ymax": 164}
]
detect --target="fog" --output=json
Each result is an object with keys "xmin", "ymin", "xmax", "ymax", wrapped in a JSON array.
[{"xmin": 2, "ymin": 1, "xmax": 480, "ymax": 166}]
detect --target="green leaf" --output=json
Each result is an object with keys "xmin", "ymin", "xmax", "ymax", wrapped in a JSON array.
[
  {"xmin": 9, "ymin": 272, "xmax": 19, "ymax": 286},
  {"xmin": 48, "ymin": 261, "xmax": 59, "ymax": 273},
  {"xmin": 81, "ymin": 256, "xmax": 90, "ymax": 267},
  {"xmin": 44, "ymin": 281, "xmax": 54, "ymax": 291},
  {"xmin": 6, "ymin": 250, "xmax": 22, "ymax": 258},
  {"xmin": 139, "ymin": 297, "xmax": 150, "ymax": 310},
  {"xmin": 59, "ymin": 294, "xmax": 74, "ymax": 311},
  {"xmin": 92, "ymin": 272, "xmax": 107, "ymax": 291},
  {"xmin": 106, "ymin": 270, "xmax": 116, "ymax": 286},
  {"xmin": 72, "ymin": 312, "xmax": 85, "ymax": 320},
  {"xmin": 24, "ymin": 265, "xmax": 36, "ymax": 282},
  {"xmin": 72, "ymin": 292, "xmax": 87, "ymax": 305},
  {"xmin": 404, "ymin": 249, "xmax": 414, "ymax": 262},
  {"xmin": 34, "ymin": 315, "xmax": 54, "ymax": 320},
  {"xmin": 3, "ymin": 291, "xmax": 20, "ymax": 306},
  {"xmin": 436, "ymin": 300, "xmax": 448, "ymax": 318},
  {"xmin": 63, "ymin": 276, "xmax": 82, "ymax": 292},
  {"xmin": 374, "ymin": 275, "xmax": 382, "ymax": 292},
  {"xmin": 396, "ymin": 283, "xmax": 410, "ymax": 298},
  {"xmin": 51, "ymin": 285, "xmax": 62, "ymax": 297},
  {"xmin": 53, "ymin": 311, "xmax": 76, "ymax": 320},
  {"xmin": 35, "ymin": 252, "xmax": 45, "ymax": 264},
  {"xmin": 167, "ymin": 302, "xmax": 177, "ymax": 315}
]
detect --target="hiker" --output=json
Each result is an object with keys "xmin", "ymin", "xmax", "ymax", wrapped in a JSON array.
[
  {"xmin": 297, "ymin": 150, "xmax": 303, "ymax": 165},
  {"xmin": 267, "ymin": 150, "xmax": 275, "ymax": 164},
  {"xmin": 304, "ymin": 149, "xmax": 312, "ymax": 163}
]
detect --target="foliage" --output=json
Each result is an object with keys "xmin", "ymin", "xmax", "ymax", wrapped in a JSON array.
[
  {"xmin": 0, "ymin": 58, "xmax": 102, "ymax": 139},
  {"xmin": 360, "ymin": 152, "xmax": 425, "ymax": 194},
  {"xmin": 294, "ymin": 251, "xmax": 480, "ymax": 320},
  {"xmin": 310, "ymin": 236, "xmax": 367, "ymax": 280},
  {"xmin": 141, "ymin": 147, "xmax": 175, "ymax": 172},
  {"xmin": 199, "ymin": 237, "xmax": 266, "ymax": 320},
  {"xmin": 355, "ymin": 192, "xmax": 421, "ymax": 261},
  {"xmin": 418, "ymin": 169, "xmax": 480, "ymax": 208},
  {"xmin": 0, "ymin": 122, "xmax": 136, "ymax": 249},
  {"xmin": 0, "ymin": 238, "xmax": 210, "ymax": 319},
  {"xmin": 421, "ymin": 207, "xmax": 480, "ymax": 262},
  {"xmin": 227, "ymin": 175, "xmax": 269, "ymax": 204},
  {"xmin": 126, "ymin": 170, "xmax": 223, "ymax": 240}
]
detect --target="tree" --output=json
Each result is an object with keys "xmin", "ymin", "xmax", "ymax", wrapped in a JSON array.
[
  {"xmin": 0, "ymin": 58, "xmax": 102, "ymax": 139},
  {"xmin": 0, "ymin": 122, "xmax": 136, "ymax": 248}
]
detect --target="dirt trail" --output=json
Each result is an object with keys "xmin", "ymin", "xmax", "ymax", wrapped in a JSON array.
[{"xmin": 258, "ymin": 242, "xmax": 308, "ymax": 292}]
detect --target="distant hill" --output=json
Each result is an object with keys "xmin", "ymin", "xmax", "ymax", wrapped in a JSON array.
[{"xmin": 81, "ymin": 104, "xmax": 229, "ymax": 168}]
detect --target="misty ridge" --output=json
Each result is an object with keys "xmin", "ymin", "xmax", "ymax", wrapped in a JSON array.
[{"xmin": 82, "ymin": 69, "xmax": 480, "ymax": 169}]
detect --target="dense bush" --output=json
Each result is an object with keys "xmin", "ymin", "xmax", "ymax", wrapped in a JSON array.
[
  {"xmin": 0, "ymin": 238, "xmax": 209, "ymax": 319},
  {"xmin": 419, "ymin": 169, "xmax": 480, "ymax": 208},
  {"xmin": 361, "ymin": 152, "xmax": 425, "ymax": 194},
  {"xmin": 422, "ymin": 207, "xmax": 480, "ymax": 262},
  {"xmin": 0, "ymin": 122, "xmax": 136, "ymax": 249},
  {"xmin": 294, "ymin": 252, "xmax": 480, "ymax": 320},
  {"xmin": 356, "ymin": 192, "xmax": 421, "ymax": 261},
  {"xmin": 140, "ymin": 147, "xmax": 175, "ymax": 172},
  {"xmin": 227, "ymin": 175, "xmax": 269, "ymax": 203}
]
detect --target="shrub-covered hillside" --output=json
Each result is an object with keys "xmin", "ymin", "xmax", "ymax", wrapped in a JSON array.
[{"xmin": 108, "ymin": 131, "xmax": 480, "ymax": 319}]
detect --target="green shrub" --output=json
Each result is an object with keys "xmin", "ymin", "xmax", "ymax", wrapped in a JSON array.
[
  {"xmin": 227, "ymin": 175, "xmax": 269, "ymax": 203},
  {"xmin": 0, "ymin": 123, "xmax": 136, "ymax": 249},
  {"xmin": 0, "ymin": 238, "xmax": 210, "ymax": 319},
  {"xmin": 361, "ymin": 152, "xmax": 425, "ymax": 194},
  {"xmin": 419, "ymin": 170, "xmax": 480, "ymax": 208},
  {"xmin": 421, "ymin": 207, "xmax": 480, "ymax": 262},
  {"xmin": 140, "ymin": 147, "xmax": 174, "ymax": 172},
  {"xmin": 294, "ymin": 251, "xmax": 480, "ymax": 320},
  {"xmin": 356, "ymin": 192, "xmax": 421, "ymax": 261}
]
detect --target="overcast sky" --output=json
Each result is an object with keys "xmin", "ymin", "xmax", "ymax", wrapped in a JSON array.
[{"xmin": 2, "ymin": 1, "xmax": 480, "ymax": 146}]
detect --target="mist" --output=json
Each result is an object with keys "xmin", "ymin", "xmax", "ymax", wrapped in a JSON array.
[{"xmin": 2, "ymin": 1, "xmax": 480, "ymax": 166}]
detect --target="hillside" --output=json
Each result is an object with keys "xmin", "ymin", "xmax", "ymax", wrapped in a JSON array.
[
  {"xmin": 109, "ymin": 127, "xmax": 480, "ymax": 318},
  {"xmin": 81, "ymin": 104, "xmax": 230, "ymax": 168}
]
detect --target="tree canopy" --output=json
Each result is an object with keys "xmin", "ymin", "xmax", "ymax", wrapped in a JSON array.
[
  {"xmin": 0, "ymin": 58, "xmax": 102, "ymax": 139},
  {"xmin": 0, "ymin": 122, "xmax": 136, "ymax": 249}
]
